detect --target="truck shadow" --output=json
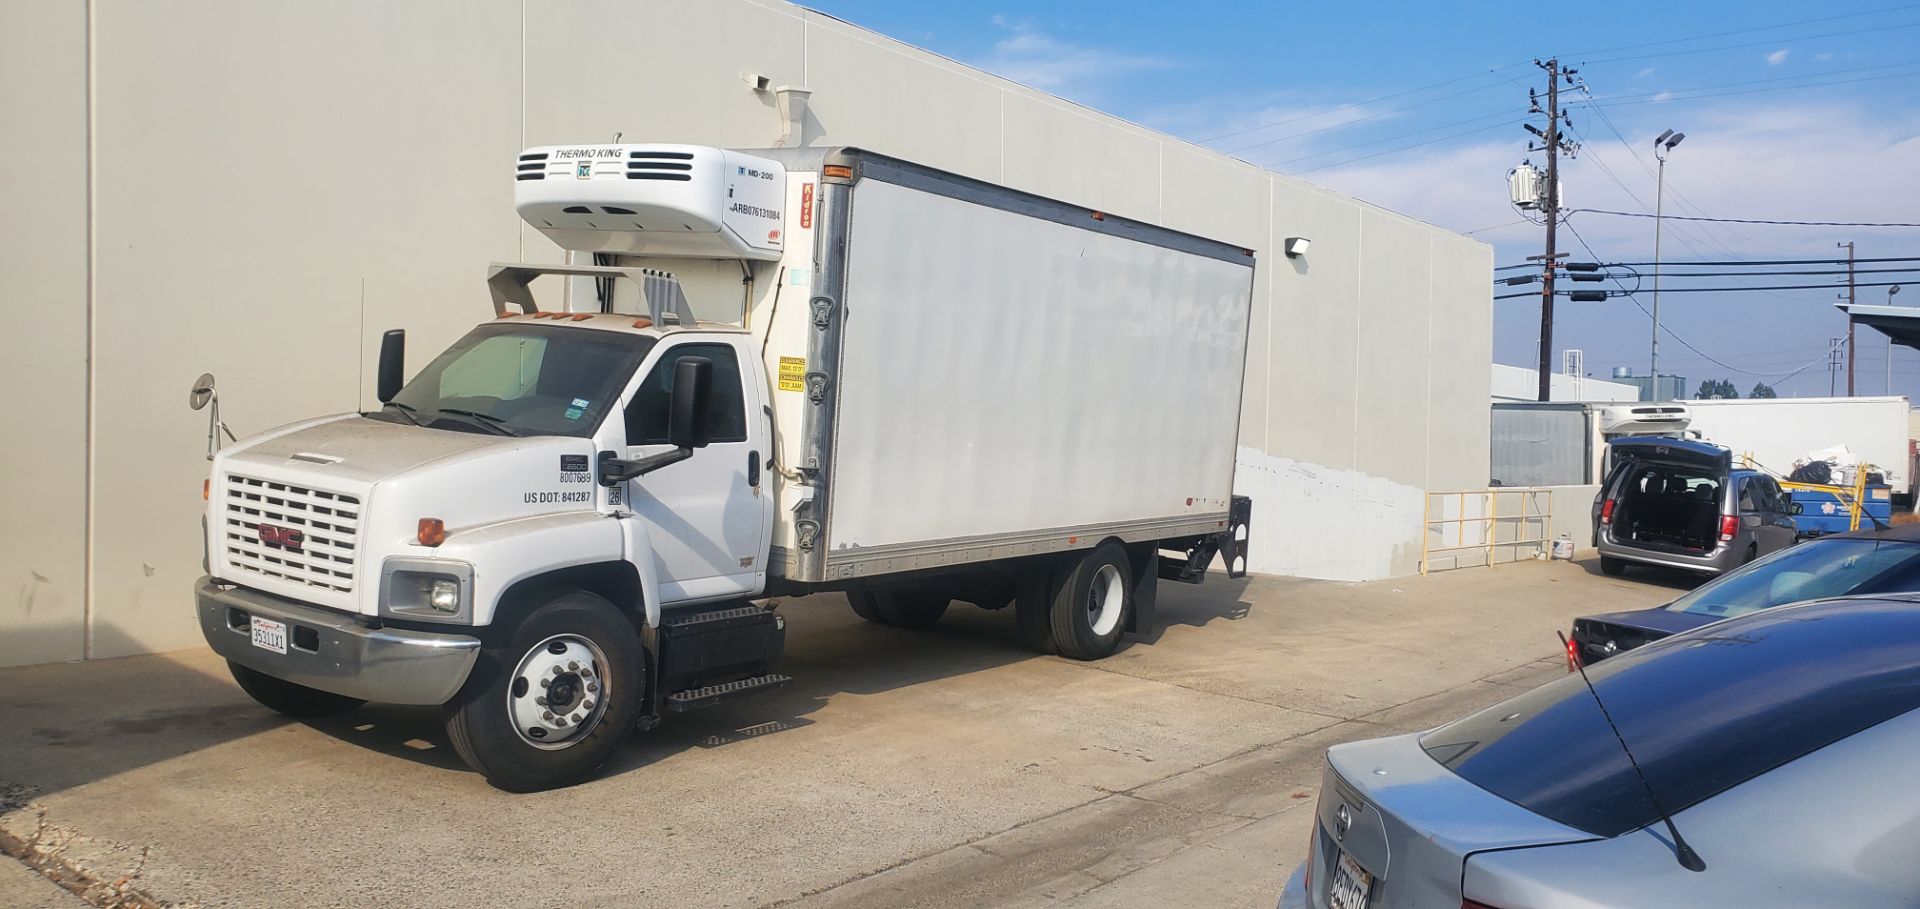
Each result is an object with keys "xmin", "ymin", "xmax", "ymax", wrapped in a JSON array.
[{"xmin": 304, "ymin": 581, "xmax": 1258, "ymax": 782}]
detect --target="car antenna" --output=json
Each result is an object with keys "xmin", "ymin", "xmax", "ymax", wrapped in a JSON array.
[{"xmin": 1556, "ymin": 630, "xmax": 1706, "ymax": 872}]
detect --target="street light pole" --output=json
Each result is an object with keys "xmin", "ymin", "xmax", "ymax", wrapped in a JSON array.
[
  {"xmin": 1892, "ymin": 285, "xmax": 1904, "ymax": 395},
  {"xmin": 1650, "ymin": 129, "xmax": 1683, "ymax": 398}
]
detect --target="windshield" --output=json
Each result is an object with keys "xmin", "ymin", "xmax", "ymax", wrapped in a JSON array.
[
  {"xmin": 1664, "ymin": 537, "xmax": 1920, "ymax": 620},
  {"xmin": 380, "ymin": 324, "xmax": 653, "ymax": 438}
]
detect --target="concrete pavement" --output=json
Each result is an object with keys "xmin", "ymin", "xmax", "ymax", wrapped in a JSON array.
[{"xmin": 0, "ymin": 557, "xmax": 1680, "ymax": 908}]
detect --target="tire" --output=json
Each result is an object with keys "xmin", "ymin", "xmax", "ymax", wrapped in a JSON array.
[
  {"xmin": 867, "ymin": 587, "xmax": 949, "ymax": 629},
  {"xmin": 443, "ymin": 590, "xmax": 643, "ymax": 792},
  {"xmin": 1599, "ymin": 556, "xmax": 1626, "ymax": 576},
  {"xmin": 228, "ymin": 661, "xmax": 365, "ymax": 717},
  {"xmin": 1049, "ymin": 541, "xmax": 1132, "ymax": 661},
  {"xmin": 847, "ymin": 590, "xmax": 884, "ymax": 623}
]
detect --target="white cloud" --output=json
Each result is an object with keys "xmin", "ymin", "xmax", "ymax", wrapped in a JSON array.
[
  {"xmin": 1767, "ymin": 48, "xmax": 1791, "ymax": 65},
  {"xmin": 974, "ymin": 16, "xmax": 1171, "ymax": 102},
  {"xmin": 1637, "ymin": 67, "xmax": 1657, "ymax": 79},
  {"xmin": 1652, "ymin": 91, "xmax": 1676, "ymax": 102},
  {"xmin": 1815, "ymin": 52, "xmax": 1834, "ymax": 62},
  {"xmin": 1139, "ymin": 93, "xmax": 1394, "ymax": 164}
]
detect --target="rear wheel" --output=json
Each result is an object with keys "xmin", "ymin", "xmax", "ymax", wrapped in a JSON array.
[
  {"xmin": 443, "ymin": 590, "xmax": 643, "ymax": 792},
  {"xmin": 228, "ymin": 662, "xmax": 364, "ymax": 718},
  {"xmin": 1599, "ymin": 556, "xmax": 1626, "ymax": 576},
  {"xmin": 1049, "ymin": 541, "xmax": 1133, "ymax": 661}
]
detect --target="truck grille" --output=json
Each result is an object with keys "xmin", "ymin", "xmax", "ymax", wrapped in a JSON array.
[{"xmin": 221, "ymin": 474, "xmax": 361, "ymax": 593}]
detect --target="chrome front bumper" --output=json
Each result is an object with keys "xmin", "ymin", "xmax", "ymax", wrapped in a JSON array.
[{"xmin": 195, "ymin": 576, "xmax": 480, "ymax": 705}]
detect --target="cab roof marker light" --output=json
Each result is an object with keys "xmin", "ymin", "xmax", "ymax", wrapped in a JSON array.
[{"xmin": 418, "ymin": 518, "xmax": 447, "ymax": 547}]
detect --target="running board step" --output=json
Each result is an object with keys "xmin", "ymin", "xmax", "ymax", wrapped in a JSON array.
[{"xmin": 664, "ymin": 673, "xmax": 793, "ymax": 712}]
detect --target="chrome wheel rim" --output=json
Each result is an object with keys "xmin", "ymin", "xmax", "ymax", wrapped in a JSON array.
[
  {"xmin": 1087, "ymin": 564, "xmax": 1125, "ymax": 636},
  {"xmin": 506, "ymin": 633, "xmax": 611, "ymax": 750}
]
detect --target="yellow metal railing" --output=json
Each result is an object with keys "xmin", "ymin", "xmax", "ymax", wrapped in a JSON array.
[
  {"xmin": 1739, "ymin": 453, "xmax": 1878, "ymax": 532},
  {"xmin": 1421, "ymin": 487, "xmax": 1555, "ymax": 575}
]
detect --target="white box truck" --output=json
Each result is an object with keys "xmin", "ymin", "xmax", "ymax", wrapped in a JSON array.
[
  {"xmin": 190, "ymin": 144, "xmax": 1256, "ymax": 790},
  {"xmin": 1682, "ymin": 396, "xmax": 1911, "ymax": 500}
]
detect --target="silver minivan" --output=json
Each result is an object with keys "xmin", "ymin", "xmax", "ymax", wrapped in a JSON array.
[{"xmin": 1594, "ymin": 437, "xmax": 1797, "ymax": 577}]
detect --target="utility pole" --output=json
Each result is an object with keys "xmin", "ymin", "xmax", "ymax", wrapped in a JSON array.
[
  {"xmin": 1829, "ymin": 337, "xmax": 1845, "ymax": 396},
  {"xmin": 1650, "ymin": 129, "xmax": 1684, "ymax": 391},
  {"xmin": 1528, "ymin": 59, "xmax": 1579, "ymax": 402},
  {"xmin": 1842, "ymin": 241, "xmax": 1856, "ymax": 396}
]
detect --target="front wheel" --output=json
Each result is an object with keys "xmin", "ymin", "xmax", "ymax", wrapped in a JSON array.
[
  {"xmin": 228, "ymin": 661, "xmax": 364, "ymax": 717},
  {"xmin": 443, "ymin": 590, "xmax": 643, "ymax": 792}
]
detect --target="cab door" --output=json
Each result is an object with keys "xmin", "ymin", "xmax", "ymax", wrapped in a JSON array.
[{"xmin": 615, "ymin": 336, "xmax": 772, "ymax": 604}]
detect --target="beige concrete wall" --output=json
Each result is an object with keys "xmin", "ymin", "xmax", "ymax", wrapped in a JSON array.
[
  {"xmin": 1, "ymin": 1, "xmax": 90, "ymax": 667},
  {"xmin": 4, "ymin": 0, "xmax": 1493, "ymax": 664}
]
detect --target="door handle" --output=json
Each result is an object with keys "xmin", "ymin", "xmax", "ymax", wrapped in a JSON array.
[{"xmin": 748, "ymin": 450, "xmax": 761, "ymax": 488}]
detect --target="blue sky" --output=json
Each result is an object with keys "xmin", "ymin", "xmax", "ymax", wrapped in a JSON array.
[{"xmin": 807, "ymin": 1, "xmax": 1920, "ymax": 399}]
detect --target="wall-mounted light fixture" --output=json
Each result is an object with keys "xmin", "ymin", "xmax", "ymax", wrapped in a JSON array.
[{"xmin": 1284, "ymin": 237, "xmax": 1311, "ymax": 258}]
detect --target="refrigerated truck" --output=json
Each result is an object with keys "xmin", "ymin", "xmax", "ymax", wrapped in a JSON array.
[{"xmin": 192, "ymin": 144, "xmax": 1255, "ymax": 790}]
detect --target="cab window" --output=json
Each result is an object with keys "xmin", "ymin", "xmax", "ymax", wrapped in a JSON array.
[{"xmin": 624, "ymin": 343, "xmax": 748, "ymax": 446}]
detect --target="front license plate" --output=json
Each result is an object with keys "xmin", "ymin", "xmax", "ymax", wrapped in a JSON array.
[
  {"xmin": 1328, "ymin": 850, "xmax": 1373, "ymax": 909},
  {"xmin": 250, "ymin": 616, "xmax": 288, "ymax": 654}
]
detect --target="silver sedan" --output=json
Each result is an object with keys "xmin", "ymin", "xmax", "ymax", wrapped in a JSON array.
[{"xmin": 1278, "ymin": 594, "xmax": 1920, "ymax": 908}]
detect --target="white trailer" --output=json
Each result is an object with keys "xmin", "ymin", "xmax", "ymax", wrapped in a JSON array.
[
  {"xmin": 1682, "ymin": 396, "xmax": 1911, "ymax": 497},
  {"xmin": 1491, "ymin": 401, "xmax": 1691, "ymax": 486},
  {"xmin": 190, "ymin": 143, "xmax": 1255, "ymax": 790}
]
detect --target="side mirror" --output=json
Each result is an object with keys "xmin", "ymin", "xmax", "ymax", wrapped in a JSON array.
[
  {"xmin": 1788, "ymin": 502, "xmax": 1804, "ymax": 515},
  {"xmin": 667, "ymin": 356, "xmax": 714, "ymax": 449},
  {"xmin": 376, "ymin": 329, "xmax": 406, "ymax": 404},
  {"xmin": 188, "ymin": 373, "xmax": 217, "ymax": 411}
]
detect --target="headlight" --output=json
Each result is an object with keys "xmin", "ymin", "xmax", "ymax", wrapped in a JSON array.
[
  {"xmin": 380, "ymin": 559, "xmax": 474, "ymax": 624},
  {"xmin": 428, "ymin": 578, "xmax": 460, "ymax": 613}
]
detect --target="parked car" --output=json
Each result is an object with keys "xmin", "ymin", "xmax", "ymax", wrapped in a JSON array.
[
  {"xmin": 1570, "ymin": 524, "xmax": 1920, "ymax": 668},
  {"xmin": 1277, "ymin": 595, "xmax": 1920, "ymax": 908},
  {"xmin": 1593, "ymin": 437, "xmax": 1798, "ymax": 578}
]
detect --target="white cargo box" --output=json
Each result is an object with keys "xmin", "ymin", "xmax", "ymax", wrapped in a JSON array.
[{"xmin": 515, "ymin": 143, "xmax": 786, "ymax": 261}]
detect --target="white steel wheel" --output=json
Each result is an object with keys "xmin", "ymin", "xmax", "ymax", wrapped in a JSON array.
[
  {"xmin": 1086, "ymin": 564, "xmax": 1126, "ymax": 637},
  {"xmin": 1049, "ymin": 541, "xmax": 1133, "ymax": 661},
  {"xmin": 507, "ymin": 633, "xmax": 612, "ymax": 750}
]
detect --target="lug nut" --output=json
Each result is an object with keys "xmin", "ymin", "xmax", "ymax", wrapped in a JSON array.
[
  {"xmin": 570, "ymin": 713, "xmax": 584, "ymax": 725},
  {"xmin": 587, "ymin": 681, "xmax": 599, "ymax": 693},
  {"xmin": 555, "ymin": 716, "xmax": 569, "ymax": 726},
  {"xmin": 542, "ymin": 710, "xmax": 554, "ymax": 720},
  {"xmin": 581, "ymin": 668, "xmax": 593, "ymax": 678},
  {"xmin": 582, "ymin": 700, "xmax": 595, "ymax": 711},
  {"xmin": 551, "ymin": 665, "xmax": 563, "ymax": 675},
  {"xmin": 539, "ymin": 678, "xmax": 551, "ymax": 688},
  {"xmin": 568, "ymin": 661, "xmax": 580, "ymax": 671},
  {"xmin": 536, "ymin": 696, "xmax": 548, "ymax": 707}
]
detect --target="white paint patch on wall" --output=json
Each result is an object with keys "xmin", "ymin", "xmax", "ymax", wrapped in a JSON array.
[{"xmin": 1233, "ymin": 446, "xmax": 1426, "ymax": 582}]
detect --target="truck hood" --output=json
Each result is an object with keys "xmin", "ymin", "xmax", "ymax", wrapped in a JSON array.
[{"xmin": 221, "ymin": 413, "xmax": 514, "ymax": 484}]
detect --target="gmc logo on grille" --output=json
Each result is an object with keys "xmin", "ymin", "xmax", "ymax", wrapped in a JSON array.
[{"xmin": 258, "ymin": 524, "xmax": 305, "ymax": 552}]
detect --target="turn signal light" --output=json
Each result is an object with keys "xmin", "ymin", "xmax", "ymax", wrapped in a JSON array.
[
  {"xmin": 1600, "ymin": 498, "xmax": 1616, "ymax": 525},
  {"xmin": 822, "ymin": 164, "xmax": 853, "ymax": 179},
  {"xmin": 1565, "ymin": 633, "xmax": 1581, "ymax": 672},
  {"xmin": 202, "ymin": 479, "xmax": 210, "ymax": 501},
  {"xmin": 418, "ymin": 518, "xmax": 447, "ymax": 547},
  {"xmin": 1718, "ymin": 514, "xmax": 1738, "ymax": 542}
]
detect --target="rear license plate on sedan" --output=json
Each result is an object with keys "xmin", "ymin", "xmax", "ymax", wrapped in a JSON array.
[
  {"xmin": 1328, "ymin": 850, "xmax": 1373, "ymax": 909},
  {"xmin": 250, "ymin": 616, "xmax": 287, "ymax": 654}
]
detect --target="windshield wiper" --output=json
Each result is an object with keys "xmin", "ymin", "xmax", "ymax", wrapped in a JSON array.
[
  {"xmin": 381, "ymin": 401, "xmax": 424, "ymax": 426},
  {"xmin": 435, "ymin": 408, "xmax": 517, "ymax": 436}
]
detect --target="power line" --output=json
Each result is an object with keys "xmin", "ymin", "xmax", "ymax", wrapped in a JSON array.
[
  {"xmin": 1500, "ymin": 279, "xmax": 1911, "ymax": 296},
  {"xmin": 1288, "ymin": 120, "xmax": 1519, "ymax": 174},
  {"xmin": 1578, "ymin": 58, "xmax": 1920, "ymax": 106},
  {"xmin": 1571, "ymin": 209, "xmax": 1920, "ymax": 228},
  {"xmin": 1265, "ymin": 109, "xmax": 1516, "ymax": 165},
  {"xmin": 1199, "ymin": 65, "xmax": 1529, "ymax": 144},
  {"xmin": 1577, "ymin": 20, "xmax": 1920, "ymax": 64},
  {"xmin": 1585, "ymin": 69, "xmax": 1920, "ymax": 107},
  {"xmin": 1553, "ymin": 4, "xmax": 1920, "ymax": 60}
]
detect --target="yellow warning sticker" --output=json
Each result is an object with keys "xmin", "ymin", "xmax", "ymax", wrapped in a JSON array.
[{"xmin": 778, "ymin": 356, "xmax": 807, "ymax": 392}]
